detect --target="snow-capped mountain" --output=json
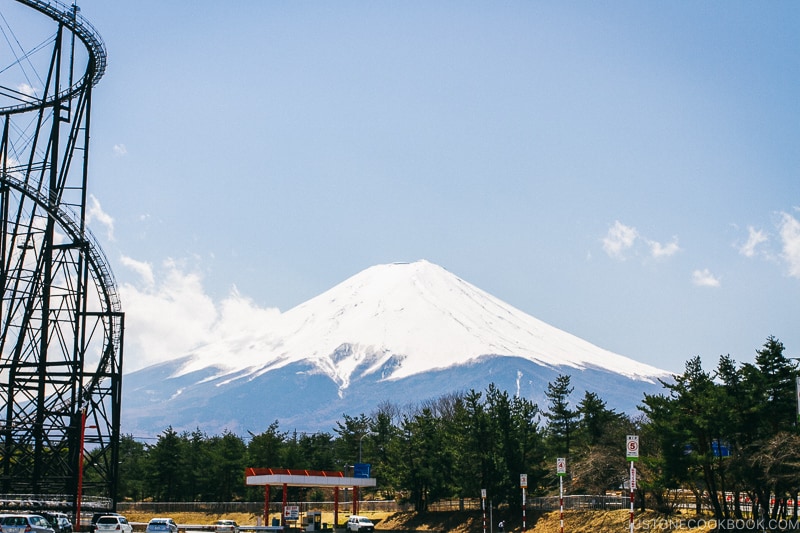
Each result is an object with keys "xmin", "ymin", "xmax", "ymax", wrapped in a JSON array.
[{"xmin": 122, "ymin": 260, "xmax": 673, "ymax": 437}]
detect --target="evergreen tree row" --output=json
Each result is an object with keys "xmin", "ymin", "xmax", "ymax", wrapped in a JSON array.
[{"xmin": 106, "ymin": 336, "xmax": 799, "ymax": 520}]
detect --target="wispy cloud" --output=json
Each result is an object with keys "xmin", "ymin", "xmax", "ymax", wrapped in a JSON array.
[
  {"xmin": 692, "ymin": 268, "xmax": 720, "ymax": 288},
  {"xmin": 648, "ymin": 238, "xmax": 680, "ymax": 258},
  {"xmin": 120, "ymin": 255, "xmax": 155, "ymax": 287},
  {"xmin": 113, "ymin": 144, "xmax": 128, "ymax": 156},
  {"xmin": 602, "ymin": 221, "xmax": 680, "ymax": 260},
  {"xmin": 86, "ymin": 194, "xmax": 114, "ymax": 240},
  {"xmin": 602, "ymin": 221, "xmax": 638, "ymax": 259},
  {"xmin": 17, "ymin": 83, "xmax": 37, "ymax": 97},
  {"xmin": 738, "ymin": 226, "xmax": 769, "ymax": 258},
  {"xmin": 118, "ymin": 258, "xmax": 281, "ymax": 372},
  {"xmin": 737, "ymin": 211, "xmax": 800, "ymax": 278},
  {"xmin": 779, "ymin": 211, "xmax": 800, "ymax": 278}
]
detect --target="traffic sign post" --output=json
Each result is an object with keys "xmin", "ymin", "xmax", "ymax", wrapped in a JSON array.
[
  {"xmin": 796, "ymin": 376, "xmax": 800, "ymax": 424},
  {"xmin": 557, "ymin": 458, "xmax": 566, "ymax": 533},
  {"xmin": 520, "ymin": 474, "xmax": 527, "ymax": 532},
  {"xmin": 626, "ymin": 436, "xmax": 639, "ymax": 533},
  {"xmin": 481, "ymin": 489, "xmax": 487, "ymax": 533},
  {"xmin": 629, "ymin": 462, "xmax": 636, "ymax": 533}
]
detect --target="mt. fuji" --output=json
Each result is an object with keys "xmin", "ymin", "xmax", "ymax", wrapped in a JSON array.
[{"xmin": 122, "ymin": 260, "xmax": 673, "ymax": 437}]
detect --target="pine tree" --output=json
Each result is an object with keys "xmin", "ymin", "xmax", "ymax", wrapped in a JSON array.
[{"xmin": 543, "ymin": 374, "xmax": 578, "ymax": 457}]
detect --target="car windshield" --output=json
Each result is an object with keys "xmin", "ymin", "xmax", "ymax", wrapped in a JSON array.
[{"xmin": 98, "ymin": 518, "xmax": 120, "ymax": 524}]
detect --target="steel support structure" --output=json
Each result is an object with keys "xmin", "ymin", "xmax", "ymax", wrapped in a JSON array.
[{"xmin": 0, "ymin": 0, "xmax": 122, "ymax": 517}]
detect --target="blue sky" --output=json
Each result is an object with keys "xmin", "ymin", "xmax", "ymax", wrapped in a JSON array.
[{"xmin": 64, "ymin": 1, "xmax": 800, "ymax": 374}]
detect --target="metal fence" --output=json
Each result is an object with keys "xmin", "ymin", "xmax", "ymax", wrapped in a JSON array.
[
  {"xmin": 0, "ymin": 494, "xmax": 113, "ymax": 512},
  {"xmin": 427, "ymin": 499, "xmax": 482, "ymax": 511},
  {"xmin": 527, "ymin": 495, "xmax": 627, "ymax": 511},
  {"xmin": 117, "ymin": 500, "xmax": 407, "ymax": 515},
  {"xmin": 119, "ymin": 496, "xmax": 621, "ymax": 515}
]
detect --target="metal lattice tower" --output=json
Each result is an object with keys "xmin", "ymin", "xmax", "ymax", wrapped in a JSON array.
[{"xmin": 0, "ymin": 0, "xmax": 122, "ymax": 514}]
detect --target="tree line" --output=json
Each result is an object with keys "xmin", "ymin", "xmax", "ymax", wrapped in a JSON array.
[{"xmin": 105, "ymin": 336, "xmax": 800, "ymax": 521}]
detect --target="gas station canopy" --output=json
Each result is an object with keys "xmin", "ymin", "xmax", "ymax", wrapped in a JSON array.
[{"xmin": 245, "ymin": 468, "xmax": 376, "ymax": 488}]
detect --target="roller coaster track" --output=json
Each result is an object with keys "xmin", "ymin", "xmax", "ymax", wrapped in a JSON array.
[
  {"xmin": 0, "ymin": 0, "xmax": 122, "ymax": 515},
  {"xmin": 1, "ymin": 171, "xmax": 122, "ymax": 348},
  {"xmin": 3, "ymin": 0, "xmax": 106, "ymax": 115}
]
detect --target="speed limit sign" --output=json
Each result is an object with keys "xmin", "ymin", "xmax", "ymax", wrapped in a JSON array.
[{"xmin": 626, "ymin": 435, "xmax": 639, "ymax": 460}]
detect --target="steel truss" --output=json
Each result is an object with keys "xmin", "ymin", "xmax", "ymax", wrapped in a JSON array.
[{"xmin": 0, "ymin": 0, "xmax": 122, "ymax": 515}]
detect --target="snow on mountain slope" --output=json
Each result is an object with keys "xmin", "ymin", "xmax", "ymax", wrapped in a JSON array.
[{"xmin": 172, "ymin": 260, "xmax": 670, "ymax": 392}]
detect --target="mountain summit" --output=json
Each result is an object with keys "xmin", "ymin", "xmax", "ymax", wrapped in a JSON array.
[
  {"xmin": 177, "ymin": 260, "xmax": 667, "ymax": 390},
  {"xmin": 123, "ymin": 260, "xmax": 671, "ymax": 436}
]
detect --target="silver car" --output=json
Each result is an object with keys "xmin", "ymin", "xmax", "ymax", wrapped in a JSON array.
[{"xmin": 0, "ymin": 514, "xmax": 55, "ymax": 533}]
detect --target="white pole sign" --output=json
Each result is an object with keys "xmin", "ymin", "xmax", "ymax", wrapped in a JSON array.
[
  {"xmin": 626, "ymin": 435, "xmax": 639, "ymax": 461},
  {"xmin": 481, "ymin": 489, "xmax": 487, "ymax": 533},
  {"xmin": 629, "ymin": 462, "xmax": 635, "ymax": 533}
]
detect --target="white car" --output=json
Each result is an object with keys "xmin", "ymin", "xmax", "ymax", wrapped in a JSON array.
[
  {"xmin": 213, "ymin": 520, "xmax": 239, "ymax": 533},
  {"xmin": 346, "ymin": 516, "xmax": 374, "ymax": 532},
  {"xmin": 94, "ymin": 516, "xmax": 132, "ymax": 533}
]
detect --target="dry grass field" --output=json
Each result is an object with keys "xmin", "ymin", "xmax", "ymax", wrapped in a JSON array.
[{"xmin": 121, "ymin": 509, "xmax": 716, "ymax": 533}]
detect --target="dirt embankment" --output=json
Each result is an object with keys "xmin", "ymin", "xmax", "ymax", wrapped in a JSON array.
[{"xmin": 375, "ymin": 509, "xmax": 715, "ymax": 533}]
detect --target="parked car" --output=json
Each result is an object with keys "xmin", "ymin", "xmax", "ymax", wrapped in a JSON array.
[
  {"xmin": 346, "ymin": 516, "xmax": 374, "ymax": 532},
  {"xmin": 54, "ymin": 517, "xmax": 73, "ymax": 533},
  {"xmin": 90, "ymin": 513, "xmax": 122, "ymax": 533},
  {"xmin": 213, "ymin": 520, "xmax": 238, "ymax": 533},
  {"xmin": 145, "ymin": 518, "xmax": 177, "ymax": 533},
  {"xmin": 93, "ymin": 516, "xmax": 132, "ymax": 533},
  {"xmin": 40, "ymin": 512, "xmax": 72, "ymax": 533},
  {"xmin": 0, "ymin": 514, "xmax": 56, "ymax": 533}
]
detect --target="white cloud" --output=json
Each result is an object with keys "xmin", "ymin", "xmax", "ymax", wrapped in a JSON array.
[
  {"xmin": 603, "ymin": 221, "xmax": 680, "ymax": 261},
  {"xmin": 602, "ymin": 221, "xmax": 638, "ymax": 259},
  {"xmin": 1, "ymin": 153, "xmax": 20, "ymax": 168},
  {"xmin": 17, "ymin": 83, "xmax": 37, "ymax": 97},
  {"xmin": 778, "ymin": 211, "xmax": 800, "ymax": 278},
  {"xmin": 113, "ymin": 144, "xmax": 128, "ymax": 156},
  {"xmin": 120, "ymin": 255, "xmax": 155, "ymax": 287},
  {"xmin": 739, "ymin": 226, "xmax": 768, "ymax": 258},
  {"xmin": 692, "ymin": 268, "xmax": 720, "ymax": 287},
  {"xmin": 119, "ymin": 261, "xmax": 216, "ymax": 372},
  {"xmin": 215, "ymin": 286, "xmax": 281, "ymax": 339},
  {"xmin": 86, "ymin": 194, "xmax": 115, "ymax": 240},
  {"xmin": 118, "ymin": 258, "xmax": 280, "ymax": 372},
  {"xmin": 648, "ymin": 238, "xmax": 680, "ymax": 258}
]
